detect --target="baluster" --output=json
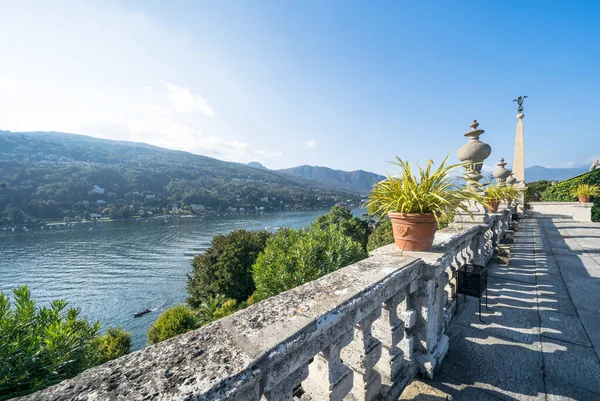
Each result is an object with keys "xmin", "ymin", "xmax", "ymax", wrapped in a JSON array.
[
  {"xmin": 302, "ymin": 330, "xmax": 354, "ymax": 401},
  {"xmin": 264, "ymin": 364, "xmax": 309, "ymax": 401},
  {"xmin": 341, "ymin": 308, "xmax": 383, "ymax": 401}
]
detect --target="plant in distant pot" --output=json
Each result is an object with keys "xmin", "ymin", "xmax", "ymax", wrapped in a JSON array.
[
  {"xmin": 571, "ymin": 183, "xmax": 600, "ymax": 203},
  {"xmin": 503, "ymin": 185, "xmax": 519, "ymax": 206},
  {"xmin": 364, "ymin": 155, "xmax": 482, "ymax": 252},
  {"xmin": 483, "ymin": 184, "xmax": 504, "ymax": 213}
]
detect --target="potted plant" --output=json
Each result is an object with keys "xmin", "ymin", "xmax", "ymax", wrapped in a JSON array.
[
  {"xmin": 483, "ymin": 184, "xmax": 504, "ymax": 213},
  {"xmin": 571, "ymin": 183, "xmax": 600, "ymax": 203},
  {"xmin": 503, "ymin": 185, "xmax": 519, "ymax": 206},
  {"xmin": 365, "ymin": 155, "xmax": 482, "ymax": 251}
]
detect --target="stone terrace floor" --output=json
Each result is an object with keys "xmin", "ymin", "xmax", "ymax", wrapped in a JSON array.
[{"xmin": 400, "ymin": 216, "xmax": 600, "ymax": 401}]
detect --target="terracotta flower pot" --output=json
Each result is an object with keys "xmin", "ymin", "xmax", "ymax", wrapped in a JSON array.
[
  {"xmin": 388, "ymin": 212, "xmax": 437, "ymax": 251},
  {"xmin": 485, "ymin": 200, "xmax": 500, "ymax": 213},
  {"xmin": 578, "ymin": 195, "xmax": 591, "ymax": 203}
]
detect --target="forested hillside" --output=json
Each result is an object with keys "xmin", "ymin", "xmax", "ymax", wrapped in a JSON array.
[
  {"xmin": 277, "ymin": 165, "xmax": 385, "ymax": 194},
  {"xmin": 0, "ymin": 131, "xmax": 358, "ymax": 224}
]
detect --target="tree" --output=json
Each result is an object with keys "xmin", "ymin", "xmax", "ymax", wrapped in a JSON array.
[
  {"xmin": 0, "ymin": 286, "xmax": 102, "ymax": 399},
  {"xmin": 147, "ymin": 305, "xmax": 199, "ymax": 345},
  {"xmin": 187, "ymin": 229, "xmax": 272, "ymax": 306},
  {"xmin": 95, "ymin": 328, "xmax": 131, "ymax": 364},
  {"xmin": 525, "ymin": 180, "xmax": 553, "ymax": 202},
  {"xmin": 313, "ymin": 206, "xmax": 370, "ymax": 251},
  {"xmin": 252, "ymin": 226, "xmax": 367, "ymax": 302},
  {"xmin": 367, "ymin": 220, "xmax": 394, "ymax": 251}
]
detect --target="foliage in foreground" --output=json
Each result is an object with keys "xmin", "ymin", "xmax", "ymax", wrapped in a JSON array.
[
  {"xmin": 365, "ymin": 155, "xmax": 482, "ymax": 225},
  {"xmin": 313, "ymin": 205, "xmax": 370, "ymax": 251},
  {"xmin": 542, "ymin": 169, "xmax": 600, "ymax": 222},
  {"xmin": 252, "ymin": 226, "xmax": 367, "ymax": 302},
  {"xmin": 147, "ymin": 305, "xmax": 199, "ymax": 345},
  {"xmin": 0, "ymin": 287, "xmax": 102, "ymax": 399},
  {"xmin": 187, "ymin": 229, "xmax": 272, "ymax": 306}
]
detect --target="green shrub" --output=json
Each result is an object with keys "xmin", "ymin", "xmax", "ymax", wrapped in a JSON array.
[
  {"xmin": 313, "ymin": 206, "xmax": 370, "ymax": 251},
  {"xmin": 525, "ymin": 180, "xmax": 552, "ymax": 202},
  {"xmin": 252, "ymin": 226, "xmax": 367, "ymax": 302},
  {"xmin": 541, "ymin": 169, "xmax": 600, "ymax": 222},
  {"xmin": 187, "ymin": 229, "xmax": 272, "ymax": 306},
  {"xmin": 0, "ymin": 286, "xmax": 101, "ymax": 399},
  {"xmin": 95, "ymin": 328, "xmax": 131, "ymax": 364},
  {"xmin": 213, "ymin": 299, "xmax": 243, "ymax": 320},
  {"xmin": 147, "ymin": 305, "xmax": 199, "ymax": 345},
  {"xmin": 367, "ymin": 220, "xmax": 394, "ymax": 251}
]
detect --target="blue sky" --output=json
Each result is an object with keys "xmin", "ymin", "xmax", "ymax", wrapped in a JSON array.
[{"xmin": 1, "ymin": 1, "xmax": 599, "ymax": 175}]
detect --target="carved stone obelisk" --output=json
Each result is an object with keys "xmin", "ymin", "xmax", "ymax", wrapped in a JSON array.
[
  {"xmin": 512, "ymin": 96, "xmax": 527, "ymax": 212},
  {"xmin": 512, "ymin": 96, "xmax": 527, "ymax": 185}
]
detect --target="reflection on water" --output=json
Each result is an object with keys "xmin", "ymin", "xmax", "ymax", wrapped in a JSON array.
[{"xmin": 0, "ymin": 210, "xmax": 331, "ymax": 350}]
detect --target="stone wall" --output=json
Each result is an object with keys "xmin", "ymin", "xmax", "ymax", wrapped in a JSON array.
[
  {"xmin": 529, "ymin": 201, "xmax": 593, "ymax": 222},
  {"xmin": 17, "ymin": 210, "xmax": 512, "ymax": 401}
]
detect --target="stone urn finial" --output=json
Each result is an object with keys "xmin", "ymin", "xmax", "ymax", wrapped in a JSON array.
[
  {"xmin": 457, "ymin": 120, "xmax": 492, "ymax": 189},
  {"xmin": 506, "ymin": 172, "xmax": 517, "ymax": 185},
  {"xmin": 493, "ymin": 158, "xmax": 511, "ymax": 185}
]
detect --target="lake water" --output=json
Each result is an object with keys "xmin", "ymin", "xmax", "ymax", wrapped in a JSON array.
[{"xmin": 0, "ymin": 210, "xmax": 335, "ymax": 350}]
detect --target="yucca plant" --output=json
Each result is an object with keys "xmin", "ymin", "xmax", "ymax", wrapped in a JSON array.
[
  {"xmin": 364, "ymin": 155, "xmax": 483, "ymax": 251},
  {"xmin": 502, "ymin": 185, "xmax": 520, "ymax": 204},
  {"xmin": 365, "ymin": 155, "xmax": 482, "ymax": 224},
  {"xmin": 571, "ymin": 183, "xmax": 600, "ymax": 202}
]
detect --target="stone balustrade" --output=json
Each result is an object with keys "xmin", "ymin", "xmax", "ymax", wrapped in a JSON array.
[{"xmin": 18, "ymin": 209, "xmax": 512, "ymax": 401}]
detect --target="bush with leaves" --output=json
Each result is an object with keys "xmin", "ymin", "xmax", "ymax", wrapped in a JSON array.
[
  {"xmin": 313, "ymin": 205, "xmax": 370, "ymax": 251},
  {"xmin": 367, "ymin": 219, "xmax": 394, "ymax": 251},
  {"xmin": 542, "ymin": 169, "xmax": 600, "ymax": 222},
  {"xmin": 187, "ymin": 229, "xmax": 272, "ymax": 306},
  {"xmin": 0, "ymin": 286, "xmax": 102, "ymax": 399},
  {"xmin": 252, "ymin": 226, "xmax": 367, "ymax": 302},
  {"xmin": 525, "ymin": 180, "xmax": 552, "ymax": 202},
  {"xmin": 95, "ymin": 328, "xmax": 131, "ymax": 364},
  {"xmin": 147, "ymin": 305, "xmax": 199, "ymax": 345}
]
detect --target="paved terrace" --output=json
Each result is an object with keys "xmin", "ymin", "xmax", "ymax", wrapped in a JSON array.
[{"xmin": 402, "ymin": 216, "xmax": 600, "ymax": 401}]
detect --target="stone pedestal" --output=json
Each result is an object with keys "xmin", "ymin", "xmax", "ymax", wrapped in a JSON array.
[{"xmin": 452, "ymin": 198, "xmax": 489, "ymax": 230}]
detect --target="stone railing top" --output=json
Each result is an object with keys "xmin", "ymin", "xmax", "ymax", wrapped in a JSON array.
[{"xmin": 17, "ymin": 209, "xmax": 512, "ymax": 401}]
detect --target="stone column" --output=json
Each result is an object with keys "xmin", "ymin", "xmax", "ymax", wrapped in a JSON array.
[{"xmin": 453, "ymin": 120, "xmax": 492, "ymax": 229}]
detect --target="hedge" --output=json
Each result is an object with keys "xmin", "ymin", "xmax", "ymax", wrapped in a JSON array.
[{"xmin": 541, "ymin": 169, "xmax": 600, "ymax": 222}]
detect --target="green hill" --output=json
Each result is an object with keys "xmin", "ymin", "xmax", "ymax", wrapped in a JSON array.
[
  {"xmin": 277, "ymin": 165, "xmax": 385, "ymax": 194},
  {"xmin": 0, "ymin": 131, "xmax": 359, "ymax": 224}
]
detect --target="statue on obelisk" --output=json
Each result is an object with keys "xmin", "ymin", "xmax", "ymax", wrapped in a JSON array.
[{"xmin": 512, "ymin": 95, "xmax": 527, "ymax": 186}]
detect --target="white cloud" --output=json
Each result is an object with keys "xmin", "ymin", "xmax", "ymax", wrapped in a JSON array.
[
  {"xmin": 305, "ymin": 139, "xmax": 317, "ymax": 148},
  {"xmin": 164, "ymin": 82, "xmax": 215, "ymax": 116},
  {"xmin": 0, "ymin": 1, "xmax": 280, "ymax": 164}
]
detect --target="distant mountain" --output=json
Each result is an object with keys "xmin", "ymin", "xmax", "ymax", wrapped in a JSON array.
[
  {"xmin": 277, "ymin": 165, "xmax": 385, "ymax": 194},
  {"xmin": 0, "ymin": 130, "xmax": 360, "ymax": 222},
  {"xmin": 525, "ymin": 166, "xmax": 589, "ymax": 183},
  {"xmin": 247, "ymin": 161, "xmax": 268, "ymax": 170}
]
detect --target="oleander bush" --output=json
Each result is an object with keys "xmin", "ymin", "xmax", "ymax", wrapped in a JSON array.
[{"xmin": 0, "ymin": 286, "xmax": 106, "ymax": 400}]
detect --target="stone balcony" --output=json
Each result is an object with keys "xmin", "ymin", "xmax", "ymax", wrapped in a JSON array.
[{"xmin": 18, "ymin": 210, "xmax": 514, "ymax": 401}]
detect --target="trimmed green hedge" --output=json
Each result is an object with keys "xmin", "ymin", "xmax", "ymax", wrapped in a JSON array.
[{"xmin": 541, "ymin": 169, "xmax": 600, "ymax": 222}]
